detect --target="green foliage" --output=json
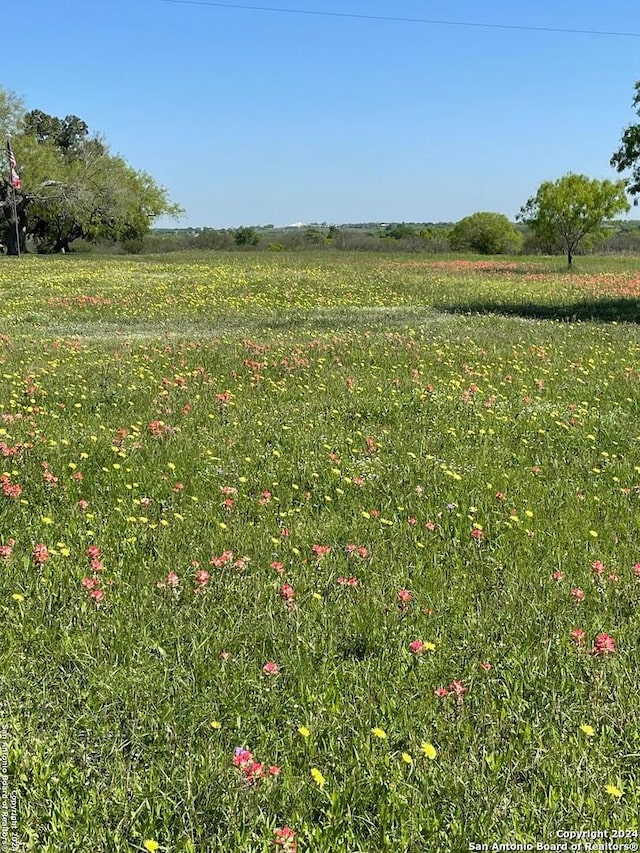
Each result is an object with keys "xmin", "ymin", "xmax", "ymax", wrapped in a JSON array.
[
  {"xmin": 611, "ymin": 80, "xmax": 640, "ymax": 198},
  {"xmin": 383, "ymin": 222, "xmax": 416, "ymax": 240},
  {"xmin": 0, "ymin": 89, "xmax": 182, "ymax": 254},
  {"xmin": 519, "ymin": 173, "xmax": 630, "ymax": 266},
  {"xmin": 450, "ymin": 211, "xmax": 523, "ymax": 254},
  {"xmin": 304, "ymin": 226, "xmax": 325, "ymax": 245},
  {"xmin": 234, "ymin": 226, "xmax": 259, "ymax": 246}
]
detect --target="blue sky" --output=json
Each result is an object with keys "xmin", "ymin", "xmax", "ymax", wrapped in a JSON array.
[{"xmin": 6, "ymin": 0, "xmax": 640, "ymax": 227}]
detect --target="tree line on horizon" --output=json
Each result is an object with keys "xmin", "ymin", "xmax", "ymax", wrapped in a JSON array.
[{"xmin": 4, "ymin": 80, "xmax": 640, "ymax": 262}]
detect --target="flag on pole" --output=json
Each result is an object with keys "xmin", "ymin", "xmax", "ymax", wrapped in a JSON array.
[{"xmin": 6, "ymin": 140, "xmax": 21, "ymax": 189}]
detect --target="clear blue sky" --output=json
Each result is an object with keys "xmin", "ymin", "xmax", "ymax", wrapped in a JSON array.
[{"xmin": 6, "ymin": 0, "xmax": 640, "ymax": 227}]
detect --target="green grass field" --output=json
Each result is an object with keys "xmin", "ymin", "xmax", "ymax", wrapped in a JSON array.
[{"xmin": 1, "ymin": 252, "xmax": 640, "ymax": 852}]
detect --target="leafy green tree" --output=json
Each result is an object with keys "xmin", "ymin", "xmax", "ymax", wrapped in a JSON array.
[
  {"xmin": 518, "ymin": 173, "xmax": 629, "ymax": 266},
  {"xmin": 383, "ymin": 223, "xmax": 416, "ymax": 240},
  {"xmin": 1, "ymin": 91, "xmax": 182, "ymax": 254},
  {"xmin": 234, "ymin": 227, "xmax": 259, "ymax": 246},
  {"xmin": 450, "ymin": 212, "xmax": 522, "ymax": 254},
  {"xmin": 611, "ymin": 81, "xmax": 640, "ymax": 198}
]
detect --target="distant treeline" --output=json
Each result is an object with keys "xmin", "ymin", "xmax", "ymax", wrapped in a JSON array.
[{"xmin": 76, "ymin": 220, "xmax": 640, "ymax": 256}]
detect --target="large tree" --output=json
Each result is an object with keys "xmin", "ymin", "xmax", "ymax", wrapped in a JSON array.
[
  {"xmin": 1, "ymin": 89, "xmax": 182, "ymax": 254},
  {"xmin": 611, "ymin": 81, "xmax": 640, "ymax": 198},
  {"xmin": 450, "ymin": 211, "xmax": 522, "ymax": 255},
  {"xmin": 518, "ymin": 173, "xmax": 629, "ymax": 266}
]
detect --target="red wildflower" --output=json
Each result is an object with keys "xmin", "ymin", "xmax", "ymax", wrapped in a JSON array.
[
  {"xmin": 551, "ymin": 571, "xmax": 564, "ymax": 582},
  {"xmin": 591, "ymin": 560, "xmax": 605, "ymax": 576},
  {"xmin": 570, "ymin": 627, "xmax": 586, "ymax": 645},
  {"xmin": 274, "ymin": 826, "xmax": 298, "ymax": 851},
  {"xmin": 397, "ymin": 589, "xmax": 412, "ymax": 604},
  {"xmin": 262, "ymin": 661, "xmax": 280, "ymax": 676},
  {"xmin": 434, "ymin": 687, "xmax": 449, "ymax": 699},
  {"xmin": 32, "ymin": 544, "xmax": 50, "ymax": 564},
  {"xmin": 279, "ymin": 583, "xmax": 295, "ymax": 601},
  {"xmin": 337, "ymin": 576, "xmax": 358, "ymax": 587},
  {"xmin": 571, "ymin": 587, "xmax": 586, "ymax": 602},
  {"xmin": 312, "ymin": 544, "xmax": 331, "ymax": 558},
  {"xmin": 590, "ymin": 633, "xmax": 616, "ymax": 657},
  {"xmin": 471, "ymin": 528, "xmax": 484, "ymax": 541},
  {"xmin": 409, "ymin": 640, "xmax": 425, "ymax": 655},
  {"xmin": 449, "ymin": 680, "xmax": 467, "ymax": 698},
  {"xmin": 480, "ymin": 662, "xmax": 492, "ymax": 671}
]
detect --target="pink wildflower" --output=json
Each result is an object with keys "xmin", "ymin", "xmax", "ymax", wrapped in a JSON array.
[{"xmin": 590, "ymin": 633, "xmax": 616, "ymax": 657}]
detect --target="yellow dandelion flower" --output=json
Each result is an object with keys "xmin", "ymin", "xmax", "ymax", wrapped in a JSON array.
[
  {"xmin": 580, "ymin": 724, "xmax": 595, "ymax": 737},
  {"xmin": 371, "ymin": 727, "xmax": 387, "ymax": 739},
  {"xmin": 605, "ymin": 784, "xmax": 623, "ymax": 798},
  {"xmin": 11, "ymin": 593, "xmax": 24, "ymax": 602},
  {"xmin": 421, "ymin": 742, "xmax": 437, "ymax": 760},
  {"xmin": 310, "ymin": 767, "xmax": 325, "ymax": 787},
  {"xmin": 210, "ymin": 721, "xmax": 222, "ymax": 730},
  {"xmin": 401, "ymin": 752, "xmax": 413, "ymax": 764},
  {"xmin": 143, "ymin": 842, "xmax": 160, "ymax": 853},
  {"xmin": 298, "ymin": 726, "xmax": 311, "ymax": 738}
]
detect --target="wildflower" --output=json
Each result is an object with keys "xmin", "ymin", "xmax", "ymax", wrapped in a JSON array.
[
  {"xmin": 210, "ymin": 720, "xmax": 222, "ymax": 730},
  {"xmin": 421, "ymin": 742, "xmax": 437, "ymax": 759},
  {"xmin": 310, "ymin": 767, "xmax": 325, "ymax": 787},
  {"xmin": 337, "ymin": 576, "xmax": 358, "ymax": 587},
  {"xmin": 570, "ymin": 628, "xmax": 586, "ymax": 645},
  {"xmin": 632, "ymin": 562, "xmax": 640, "ymax": 578},
  {"xmin": 591, "ymin": 560, "xmax": 605, "ymax": 576},
  {"xmin": 449, "ymin": 680, "xmax": 467, "ymax": 698},
  {"xmin": 298, "ymin": 726, "xmax": 310, "ymax": 738},
  {"xmin": 397, "ymin": 588, "xmax": 412, "ymax": 604},
  {"xmin": 571, "ymin": 587, "xmax": 586, "ymax": 602},
  {"xmin": 434, "ymin": 686, "xmax": 449, "ymax": 699},
  {"xmin": 580, "ymin": 724, "xmax": 595, "ymax": 737},
  {"xmin": 480, "ymin": 661, "xmax": 492, "ymax": 671},
  {"xmin": 591, "ymin": 633, "xmax": 616, "ymax": 656},
  {"xmin": 279, "ymin": 583, "xmax": 295, "ymax": 601},
  {"xmin": 90, "ymin": 589, "xmax": 105, "ymax": 604},
  {"xmin": 271, "ymin": 561, "xmax": 285, "ymax": 574},
  {"xmin": 312, "ymin": 544, "xmax": 331, "ymax": 558},
  {"xmin": 143, "ymin": 842, "xmax": 160, "ymax": 853},
  {"xmin": 194, "ymin": 569, "xmax": 210, "ymax": 586},
  {"xmin": 604, "ymin": 783, "xmax": 623, "ymax": 798},
  {"xmin": 274, "ymin": 826, "xmax": 298, "ymax": 851},
  {"xmin": 32, "ymin": 543, "xmax": 50, "ymax": 564},
  {"xmin": 11, "ymin": 593, "xmax": 24, "ymax": 602},
  {"xmin": 409, "ymin": 640, "xmax": 425, "ymax": 655},
  {"xmin": 268, "ymin": 765, "xmax": 281, "ymax": 776},
  {"xmin": 471, "ymin": 528, "xmax": 484, "ymax": 541},
  {"xmin": 551, "ymin": 571, "xmax": 563, "ymax": 582},
  {"xmin": 370, "ymin": 727, "xmax": 387, "ymax": 739},
  {"xmin": 401, "ymin": 752, "xmax": 413, "ymax": 764},
  {"xmin": 86, "ymin": 545, "xmax": 101, "ymax": 560},
  {"xmin": 262, "ymin": 661, "xmax": 280, "ymax": 676},
  {"xmin": 0, "ymin": 544, "xmax": 13, "ymax": 561}
]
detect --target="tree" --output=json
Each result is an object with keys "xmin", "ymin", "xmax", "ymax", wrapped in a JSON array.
[
  {"xmin": 518, "ymin": 173, "xmax": 629, "ymax": 267},
  {"xmin": 450, "ymin": 212, "xmax": 522, "ymax": 254},
  {"xmin": 0, "ymin": 92, "xmax": 182, "ymax": 254},
  {"xmin": 611, "ymin": 81, "xmax": 640, "ymax": 198}
]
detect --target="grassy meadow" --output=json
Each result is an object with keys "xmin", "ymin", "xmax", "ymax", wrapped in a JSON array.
[{"xmin": 1, "ymin": 252, "xmax": 640, "ymax": 852}]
